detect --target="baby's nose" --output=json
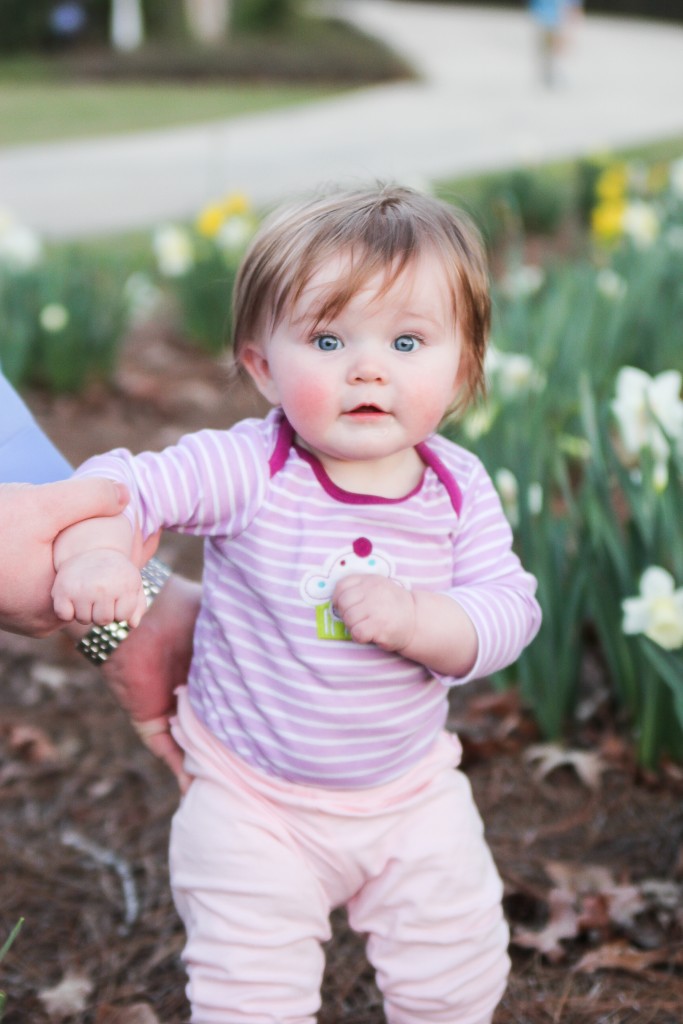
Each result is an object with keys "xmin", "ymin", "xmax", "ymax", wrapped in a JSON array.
[{"xmin": 349, "ymin": 346, "xmax": 387, "ymax": 382}]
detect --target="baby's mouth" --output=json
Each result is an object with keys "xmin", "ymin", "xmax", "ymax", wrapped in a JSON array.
[{"xmin": 346, "ymin": 404, "xmax": 387, "ymax": 416}]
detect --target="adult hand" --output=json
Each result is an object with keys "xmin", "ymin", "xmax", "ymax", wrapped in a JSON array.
[
  {"xmin": 0, "ymin": 478, "xmax": 129, "ymax": 637},
  {"xmin": 97, "ymin": 574, "xmax": 201, "ymax": 792}
]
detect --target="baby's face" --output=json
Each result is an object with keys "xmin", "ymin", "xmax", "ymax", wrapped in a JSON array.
[{"xmin": 242, "ymin": 250, "xmax": 465, "ymax": 477}]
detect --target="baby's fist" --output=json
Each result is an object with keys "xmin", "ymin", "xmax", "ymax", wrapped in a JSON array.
[
  {"xmin": 52, "ymin": 549, "xmax": 147, "ymax": 627},
  {"xmin": 332, "ymin": 574, "xmax": 416, "ymax": 651}
]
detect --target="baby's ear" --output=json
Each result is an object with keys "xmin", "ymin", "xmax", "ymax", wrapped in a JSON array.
[{"xmin": 239, "ymin": 344, "xmax": 280, "ymax": 405}]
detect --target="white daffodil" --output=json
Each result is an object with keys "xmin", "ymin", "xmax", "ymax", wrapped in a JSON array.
[
  {"xmin": 486, "ymin": 345, "xmax": 545, "ymax": 400},
  {"xmin": 622, "ymin": 567, "xmax": 683, "ymax": 650},
  {"xmin": 39, "ymin": 303, "xmax": 69, "ymax": 332},
  {"xmin": 500, "ymin": 264, "xmax": 545, "ymax": 299},
  {"xmin": 0, "ymin": 210, "xmax": 43, "ymax": 271},
  {"xmin": 611, "ymin": 367, "xmax": 683, "ymax": 487},
  {"xmin": 495, "ymin": 468, "xmax": 519, "ymax": 527},
  {"xmin": 528, "ymin": 482, "xmax": 544, "ymax": 516},
  {"xmin": 622, "ymin": 201, "xmax": 660, "ymax": 249},
  {"xmin": 216, "ymin": 215, "xmax": 255, "ymax": 255},
  {"xmin": 596, "ymin": 268, "xmax": 627, "ymax": 301},
  {"xmin": 153, "ymin": 224, "xmax": 194, "ymax": 277},
  {"xmin": 461, "ymin": 402, "xmax": 497, "ymax": 440}
]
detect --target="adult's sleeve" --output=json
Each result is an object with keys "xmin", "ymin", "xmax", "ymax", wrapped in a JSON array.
[{"xmin": 0, "ymin": 371, "xmax": 71, "ymax": 483}]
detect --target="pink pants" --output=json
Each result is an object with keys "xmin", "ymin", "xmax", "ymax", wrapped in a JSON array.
[{"xmin": 170, "ymin": 689, "xmax": 509, "ymax": 1024}]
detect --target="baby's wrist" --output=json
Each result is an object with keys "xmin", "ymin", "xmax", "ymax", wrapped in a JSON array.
[{"xmin": 395, "ymin": 590, "xmax": 419, "ymax": 655}]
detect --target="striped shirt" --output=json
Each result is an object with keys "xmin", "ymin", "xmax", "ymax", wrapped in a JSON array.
[{"xmin": 77, "ymin": 408, "xmax": 541, "ymax": 788}]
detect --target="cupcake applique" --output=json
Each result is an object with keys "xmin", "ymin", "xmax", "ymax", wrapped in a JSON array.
[{"xmin": 301, "ymin": 537, "xmax": 398, "ymax": 641}]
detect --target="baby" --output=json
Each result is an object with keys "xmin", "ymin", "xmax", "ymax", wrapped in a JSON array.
[{"xmin": 52, "ymin": 184, "xmax": 541, "ymax": 1024}]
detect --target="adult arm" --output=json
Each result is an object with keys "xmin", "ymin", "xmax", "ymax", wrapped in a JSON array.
[
  {"xmin": 0, "ymin": 478, "xmax": 129, "ymax": 636},
  {"xmin": 0, "ymin": 370, "xmax": 199, "ymax": 786}
]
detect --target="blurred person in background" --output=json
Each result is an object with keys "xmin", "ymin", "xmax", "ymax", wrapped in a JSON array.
[{"xmin": 529, "ymin": 0, "xmax": 583, "ymax": 86}]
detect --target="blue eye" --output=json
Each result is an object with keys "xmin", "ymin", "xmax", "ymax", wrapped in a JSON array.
[
  {"xmin": 314, "ymin": 334, "xmax": 342, "ymax": 351},
  {"xmin": 392, "ymin": 335, "xmax": 420, "ymax": 353}
]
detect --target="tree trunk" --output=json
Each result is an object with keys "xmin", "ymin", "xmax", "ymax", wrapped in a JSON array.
[
  {"xmin": 184, "ymin": 0, "xmax": 231, "ymax": 44},
  {"xmin": 110, "ymin": 0, "xmax": 145, "ymax": 52}
]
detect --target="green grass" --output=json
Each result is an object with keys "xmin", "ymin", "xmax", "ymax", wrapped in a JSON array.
[
  {"xmin": 0, "ymin": 81, "xmax": 338, "ymax": 147},
  {"xmin": 0, "ymin": 10, "xmax": 412, "ymax": 147}
]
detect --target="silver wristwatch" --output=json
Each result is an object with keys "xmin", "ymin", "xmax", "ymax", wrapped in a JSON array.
[{"xmin": 76, "ymin": 557, "xmax": 172, "ymax": 665}]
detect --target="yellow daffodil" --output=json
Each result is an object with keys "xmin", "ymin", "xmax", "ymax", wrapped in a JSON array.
[
  {"xmin": 196, "ymin": 193, "xmax": 251, "ymax": 238},
  {"xmin": 595, "ymin": 164, "xmax": 628, "ymax": 203},
  {"xmin": 591, "ymin": 200, "xmax": 625, "ymax": 243}
]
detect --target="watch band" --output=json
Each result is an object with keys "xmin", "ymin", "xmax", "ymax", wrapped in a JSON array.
[{"xmin": 76, "ymin": 556, "xmax": 172, "ymax": 665}]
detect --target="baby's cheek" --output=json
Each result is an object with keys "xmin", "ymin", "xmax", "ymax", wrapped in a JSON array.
[
  {"xmin": 284, "ymin": 378, "xmax": 332, "ymax": 432},
  {"xmin": 409, "ymin": 380, "xmax": 454, "ymax": 433}
]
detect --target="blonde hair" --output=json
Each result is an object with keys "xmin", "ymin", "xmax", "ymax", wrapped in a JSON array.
[{"xmin": 233, "ymin": 184, "xmax": 490, "ymax": 408}]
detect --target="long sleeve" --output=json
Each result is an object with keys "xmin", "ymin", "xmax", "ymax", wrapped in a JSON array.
[
  {"xmin": 444, "ymin": 457, "xmax": 541, "ymax": 685},
  {"xmin": 74, "ymin": 420, "xmax": 270, "ymax": 541}
]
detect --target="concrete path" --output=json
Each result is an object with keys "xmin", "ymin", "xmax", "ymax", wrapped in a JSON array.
[{"xmin": 2, "ymin": 1, "xmax": 683, "ymax": 239}]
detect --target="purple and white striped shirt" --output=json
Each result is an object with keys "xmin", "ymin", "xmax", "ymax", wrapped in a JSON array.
[{"xmin": 77, "ymin": 409, "xmax": 541, "ymax": 788}]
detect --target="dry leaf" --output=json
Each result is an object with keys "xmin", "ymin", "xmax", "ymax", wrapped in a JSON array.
[
  {"xmin": 7, "ymin": 724, "xmax": 59, "ymax": 764},
  {"xmin": 574, "ymin": 940, "xmax": 683, "ymax": 976},
  {"xmin": 525, "ymin": 743, "xmax": 607, "ymax": 789},
  {"xmin": 39, "ymin": 970, "xmax": 93, "ymax": 1019},
  {"xmin": 95, "ymin": 1003, "xmax": 162, "ymax": 1024},
  {"xmin": 512, "ymin": 889, "xmax": 579, "ymax": 962},
  {"xmin": 545, "ymin": 861, "xmax": 615, "ymax": 894}
]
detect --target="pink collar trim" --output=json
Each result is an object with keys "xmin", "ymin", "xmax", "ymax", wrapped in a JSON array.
[{"xmin": 268, "ymin": 412, "xmax": 462, "ymax": 514}]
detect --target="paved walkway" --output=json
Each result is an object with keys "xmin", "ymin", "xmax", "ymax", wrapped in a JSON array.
[{"xmin": 2, "ymin": 1, "xmax": 683, "ymax": 239}]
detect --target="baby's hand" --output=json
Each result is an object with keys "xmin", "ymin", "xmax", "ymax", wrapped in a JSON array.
[
  {"xmin": 332, "ymin": 575, "xmax": 417, "ymax": 652},
  {"xmin": 52, "ymin": 549, "xmax": 147, "ymax": 627}
]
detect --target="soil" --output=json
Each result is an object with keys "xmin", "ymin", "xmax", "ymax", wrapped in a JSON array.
[{"xmin": 2, "ymin": 326, "xmax": 683, "ymax": 1024}]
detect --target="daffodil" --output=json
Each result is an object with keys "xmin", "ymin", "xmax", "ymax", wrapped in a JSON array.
[
  {"xmin": 486, "ymin": 346, "xmax": 546, "ymax": 400},
  {"xmin": 39, "ymin": 303, "xmax": 69, "ymax": 332},
  {"xmin": 196, "ymin": 203, "xmax": 226, "ymax": 239},
  {"xmin": 217, "ymin": 215, "xmax": 255, "ymax": 255},
  {"xmin": 622, "ymin": 567, "xmax": 683, "ymax": 650},
  {"xmin": 611, "ymin": 367, "xmax": 683, "ymax": 489},
  {"xmin": 591, "ymin": 200, "xmax": 625, "ymax": 244},
  {"xmin": 460, "ymin": 402, "xmax": 497, "ymax": 440},
  {"xmin": 595, "ymin": 164, "xmax": 628, "ymax": 203},
  {"xmin": 153, "ymin": 225, "xmax": 194, "ymax": 277},
  {"xmin": 596, "ymin": 268, "xmax": 627, "ymax": 301},
  {"xmin": 0, "ymin": 209, "xmax": 43, "ymax": 271},
  {"xmin": 494, "ymin": 469, "xmax": 542, "ymax": 527},
  {"xmin": 499, "ymin": 264, "xmax": 545, "ymax": 299},
  {"xmin": 622, "ymin": 201, "xmax": 660, "ymax": 249},
  {"xmin": 495, "ymin": 468, "xmax": 519, "ymax": 527},
  {"xmin": 196, "ymin": 193, "xmax": 251, "ymax": 239}
]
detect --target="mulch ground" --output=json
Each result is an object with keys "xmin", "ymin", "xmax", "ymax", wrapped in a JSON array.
[{"xmin": 2, "ymin": 326, "xmax": 683, "ymax": 1023}]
